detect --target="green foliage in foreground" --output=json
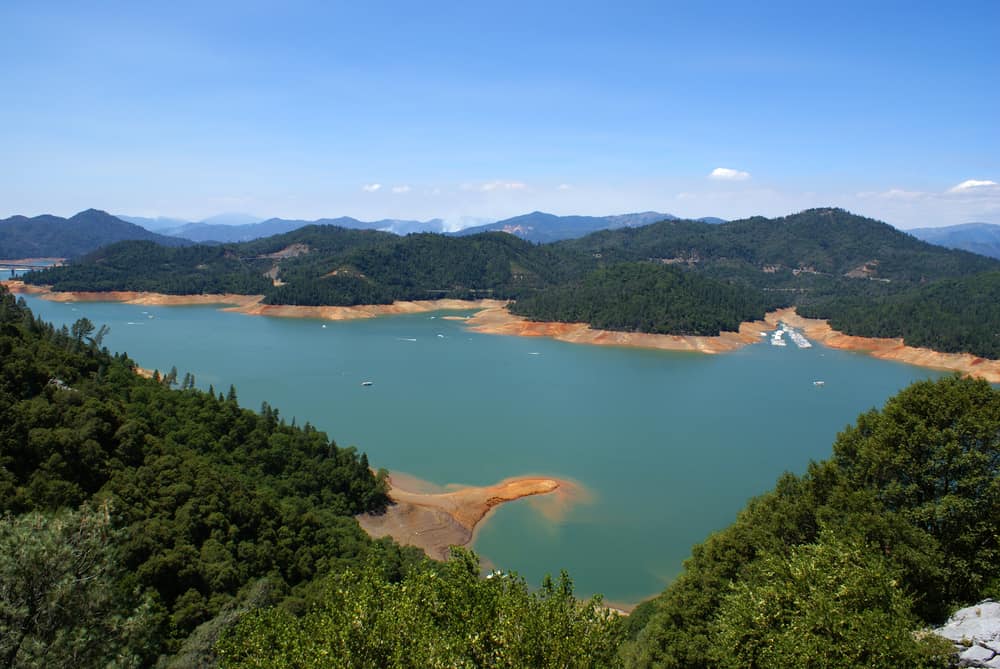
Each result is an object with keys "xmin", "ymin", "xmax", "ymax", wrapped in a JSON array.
[
  {"xmin": 511, "ymin": 262, "xmax": 774, "ymax": 336},
  {"xmin": 217, "ymin": 548, "xmax": 624, "ymax": 669},
  {"xmin": 0, "ymin": 285, "xmax": 399, "ymax": 663},
  {"xmin": 625, "ymin": 376, "xmax": 1000, "ymax": 668},
  {"xmin": 710, "ymin": 532, "xmax": 952, "ymax": 669},
  {"xmin": 0, "ymin": 504, "xmax": 153, "ymax": 668}
]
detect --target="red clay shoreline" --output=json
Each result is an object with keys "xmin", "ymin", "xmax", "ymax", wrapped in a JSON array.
[
  {"xmin": 356, "ymin": 473, "xmax": 576, "ymax": 561},
  {"xmin": 5, "ymin": 280, "xmax": 999, "ymax": 382}
]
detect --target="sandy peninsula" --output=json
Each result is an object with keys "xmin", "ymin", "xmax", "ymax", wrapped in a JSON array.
[{"xmin": 356, "ymin": 473, "xmax": 580, "ymax": 561}]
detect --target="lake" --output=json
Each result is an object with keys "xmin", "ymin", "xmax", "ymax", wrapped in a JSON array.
[{"xmin": 20, "ymin": 294, "xmax": 945, "ymax": 605}]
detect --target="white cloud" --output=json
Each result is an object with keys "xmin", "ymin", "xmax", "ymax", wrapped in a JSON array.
[
  {"xmin": 709, "ymin": 167, "xmax": 751, "ymax": 181},
  {"xmin": 362, "ymin": 183, "xmax": 382, "ymax": 192},
  {"xmin": 391, "ymin": 185, "xmax": 411, "ymax": 194},
  {"xmin": 557, "ymin": 183, "xmax": 572, "ymax": 191},
  {"xmin": 478, "ymin": 180, "xmax": 527, "ymax": 192},
  {"xmin": 857, "ymin": 188, "xmax": 925, "ymax": 200},
  {"xmin": 948, "ymin": 179, "xmax": 999, "ymax": 194}
]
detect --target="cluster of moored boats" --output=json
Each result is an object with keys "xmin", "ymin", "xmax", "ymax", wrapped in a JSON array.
[{"xmin": 764, "ymin": 322, "xmax": 813, "ymax": 348}]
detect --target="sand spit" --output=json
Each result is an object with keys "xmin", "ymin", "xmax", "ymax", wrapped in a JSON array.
[
  {"xmin": 464, "ymin": 304, "xmax": 771, "ymax": 354},
  {"xmin": 769, "ymin": 308, "xmax": 1000, "ymax": 383},
  {"xmin": 233, "ymin": 298, "xmax": 507, "ymax": 321},
  {"xmin": 2, "ymin": 281, "xmax": 263, "ymax": 307},
  {"xmin": 1, "ymin": 282, "xmax": 506, "ymax": 319},
  {"xmin": 0, "ymin": 257, "xmax": 65, "ymax": 265},
  {"xmin": 357, "ymin": 473, "xmax": 575, "ymax": 561}
]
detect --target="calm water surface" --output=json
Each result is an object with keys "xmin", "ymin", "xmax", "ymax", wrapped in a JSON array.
[{"xmin": 22, "ymin": 295, "xmax": 945, "ymax": 604}]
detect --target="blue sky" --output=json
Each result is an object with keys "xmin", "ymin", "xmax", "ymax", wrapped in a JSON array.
[{"xmin": 2, "ymin": 1, "xmax": 998, "ymax": 228}]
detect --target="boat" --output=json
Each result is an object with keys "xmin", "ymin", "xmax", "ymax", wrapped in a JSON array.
[
  {"xmin": 813, "ymin": 380, "xmax": 825, "ymax": 386},
  {"xmin": 361, "ymin": 381, "xmax": 373, "ymax": 387}
]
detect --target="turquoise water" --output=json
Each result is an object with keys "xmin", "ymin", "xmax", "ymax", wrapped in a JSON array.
[{"xmin": 20, "ymin": 295, "xmax": 946, "ymax": 604}]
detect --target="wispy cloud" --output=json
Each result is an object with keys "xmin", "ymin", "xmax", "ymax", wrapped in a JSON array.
[
  {"xmin": 857, "ymin": 188, "xmax": 926, "ymax": 200},
  {"xmin": 948, "ymin": 179, "xmax": 999, "ymax": 194},
  {"xmin": 557, "ymin": 183, "xmax": 572, "ymax": 191},
  {"xmin": 391, "ymin": 185, "xmax": 411, "ymax": 194},
  {"xmin": 474, "ymin": 180, "xmax": 527, "ymax": 192},
  {"xmin": 709, "ymin": 167, "xmax": 751, "ymax": 181},
  {"xmin": 362, "ymin": 183, "xmax": 382, "ymax": 192}
]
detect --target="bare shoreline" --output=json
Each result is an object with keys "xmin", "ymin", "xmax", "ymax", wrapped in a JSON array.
[
  {"xmin": 5, "ymin": 280, "xmax": 999, "ymax": 381},
  {"xmin": 763, "ymin": 308, "xmax": 1000, "ymax": 384},
  {"xmin": 356, "ymin": 473, "xmax": 577, "ymax": 561}
]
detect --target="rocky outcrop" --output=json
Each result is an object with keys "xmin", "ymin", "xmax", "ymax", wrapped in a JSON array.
[{"xmin": 934, "ymin": 601, "xmax": 1000, "ymax": 668}]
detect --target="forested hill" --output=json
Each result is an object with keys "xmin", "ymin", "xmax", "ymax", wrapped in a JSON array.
[
  {"xmin": 510, "ymin": 263, "xmax": 774, "ymax": 336},
  {"xmin": 558, "ymin": 207, "xmax": 998, "ymax": 286},
  {"xmin": 0, "ymin": 209, "xmax": 190, "ymax": 258},
  {"xmin": 799, "ymin": 270, "xmax": 1000, "ymax": 359},
  {"xmin": 0, "ymin": 285, "xmax": 622, "ymax": 667},
  {"xmin": 24, "ymin": 228, "xmax": 586, "ymax": 301},
  {"xmin": 20, "ymin": 208, "xmax": 1000, "ymax": 354}
]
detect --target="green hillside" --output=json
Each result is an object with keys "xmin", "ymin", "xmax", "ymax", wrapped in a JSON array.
[
  {"xmin": 799, "ymin": 270, "xmax": 1000, "ymax": 358},
  {"xmin": 558, "ymin": 207, "xmax": 997, "ymax": 291},
  {"xmin": 21, "ymin": 208, "xmax": 1000, "ymax": 356},
  {"xmin": 510, "ymin": 262, "xmax": 776, "ymax": 336}
]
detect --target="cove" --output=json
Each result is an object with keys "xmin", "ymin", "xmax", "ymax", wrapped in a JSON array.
[{"xmin": 20, "ymin": 294, "xmax": 946, "ymax": 605}]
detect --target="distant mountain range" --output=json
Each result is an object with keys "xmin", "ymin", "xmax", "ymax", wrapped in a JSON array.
[
  {"xmin": 115, "ymin": 210, "xmax": 725, "ymax": 244},
  {"xmin": 2, "ymin": 208, "xmax": 729, "ymax": 259},
  {"xmin": 120, "ymin": 215, "xmax": 452, "ymax": 242},
  {"xmin": 0, "ymin": 209, "xmax": 190, "ymax": 259},
  {"xmin": 908, "ymin": 223, "xmax": 1000, "ymax": 260},
  {"xmin": 453, "ymin": 211, "xmax": 726, "ymax": 243}
]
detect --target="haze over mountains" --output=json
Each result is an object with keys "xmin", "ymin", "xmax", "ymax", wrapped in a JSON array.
[
  {"xmin": 908, "ymin": 222, "xmax": 1000, "ymax": 260},
  {"xmin": 119, "ymin": 210, "xmax": 701, "ymax": 244},
  {"xmin": 451, "ymin": 211, "xmax": 697, "ymax": 243}
]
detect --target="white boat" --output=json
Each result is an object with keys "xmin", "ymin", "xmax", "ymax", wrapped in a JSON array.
[
  {"xmin": 361, "ymin": 381, "xmax": 373, "ymax": 387},
  {"xmin": 813, "ymin": 380, "xmax": 825, "ymax": 386}
]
